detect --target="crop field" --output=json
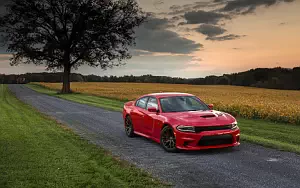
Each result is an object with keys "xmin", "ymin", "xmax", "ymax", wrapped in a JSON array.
[{"xmin": 36, "ymin": 82, "xmax": 300, "ymax": 125}]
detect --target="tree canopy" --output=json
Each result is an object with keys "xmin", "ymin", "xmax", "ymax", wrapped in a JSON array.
[{"xmin": 0, "ymin": 0, "xmax": 146, "ymax": 93}]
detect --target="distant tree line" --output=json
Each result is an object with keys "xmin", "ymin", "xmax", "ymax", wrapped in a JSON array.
[{"xmin": 1, "ymin": 67, "xmax": 300, "ymax": 90}]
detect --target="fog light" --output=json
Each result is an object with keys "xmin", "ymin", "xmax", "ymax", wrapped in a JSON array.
[{"xmin": 183, "ymin": 141, "xmax": 192, "ymax": 147}]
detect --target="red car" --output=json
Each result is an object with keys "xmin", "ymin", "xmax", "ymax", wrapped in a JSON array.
[{"xmin": 123, "ymin": 92, "xmax": 240, "ymax": 152}]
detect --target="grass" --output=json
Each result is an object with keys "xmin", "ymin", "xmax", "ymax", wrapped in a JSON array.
[
  {"xmin": 0, "ymin": 84, "xmax": 168, "ymax": 188},
  {"xmin": 26, "ymin": 83, "xmax": 300, "ymax": 154},
  {"xmin": 27, "ymin": 84, "xmax": 124, "ymax": 112},
  {"xmin": 238, "ymin": 118, "xmax": 300, "ymax": 153}
]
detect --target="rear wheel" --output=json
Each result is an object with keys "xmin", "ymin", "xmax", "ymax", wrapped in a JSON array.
[
  {"xmin": 160, "ymin": 126, "xmax": 177, "ymax": 152},
  {"xmin": 125, "ymin": 116, "xmax": 135, "ymax": 137}
]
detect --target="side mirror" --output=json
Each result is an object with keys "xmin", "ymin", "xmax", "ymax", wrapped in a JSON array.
[
  {"xmin": 148, "ymin": 107, "xmax": 159, "ymax": 113},
  {"xmin": 208, "ymin": 104, "xmax": 214, "ymax": 110}
]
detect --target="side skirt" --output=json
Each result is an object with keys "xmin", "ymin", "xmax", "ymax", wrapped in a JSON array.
[{"xmin": 133, "ymin": 131, "xmax": 161, "ymax": 144}]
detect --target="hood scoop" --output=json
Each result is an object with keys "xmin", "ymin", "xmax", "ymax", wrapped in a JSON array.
[{"xmin": 200, "ymin": 114, "xmax": 216, "ymax": 118}]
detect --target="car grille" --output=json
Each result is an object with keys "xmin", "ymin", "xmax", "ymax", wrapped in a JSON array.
[
  {"xmin": 194, "ymin": 125, "xmax": 232, "ymax": 133},
  {"xmin": 198, "ymin": 134, "xmax": 233, "ymax": 146}
]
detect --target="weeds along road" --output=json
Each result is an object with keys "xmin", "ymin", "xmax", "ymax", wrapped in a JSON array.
[{"xmin": 9, "ymin": 84, "xmax": 300, "ymax": 188}]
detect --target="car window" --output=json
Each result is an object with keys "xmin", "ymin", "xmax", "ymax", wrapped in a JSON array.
[
  {"xmin": 136, "ymin": 97, "xmax": 148, "ymax": 109},
  {"xmin": 146, "ymin": 97, "xmax": 158, "ymax": 109},
  {"xmin": 160, "ymin": 96, "xmax": 209, "ymax": 113},
  {"xmin": 187, "ymin": 97, "xmax": 200, "ymax": 107}
]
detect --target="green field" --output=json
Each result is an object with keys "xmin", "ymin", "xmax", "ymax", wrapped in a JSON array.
[
  {"xmin": 27, "ymin": 83, "xmax": 300, "ymax": 154},
  {"xmin": 0, "ymin": 84, "xmax": 167, "ymax": 188}
]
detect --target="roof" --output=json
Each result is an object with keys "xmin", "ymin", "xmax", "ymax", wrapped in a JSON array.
[{"xmin": 145, "ymin": 92, "xmax": 194, "ymax": 98}]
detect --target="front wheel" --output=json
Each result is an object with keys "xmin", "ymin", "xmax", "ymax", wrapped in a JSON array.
[
  {"xmin": 160, "ymin": 126, "xmax": 177, "ymax": 152},
  {"xmin": 125, "ymin": 116, "xmax": 135, "ymax": 137}
]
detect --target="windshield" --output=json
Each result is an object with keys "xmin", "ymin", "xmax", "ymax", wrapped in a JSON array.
[{"xmin": 159, "ymin": 96, "xmax": 209, "ymax": 113}]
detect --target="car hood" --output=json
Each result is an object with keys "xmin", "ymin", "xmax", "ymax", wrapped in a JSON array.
[{"xmin": 163, "ymin": 110, "xmax": 236, "ymax": 126}]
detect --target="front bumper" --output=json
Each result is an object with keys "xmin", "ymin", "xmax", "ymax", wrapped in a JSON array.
[{"xmin": 175, "ymin": 128, "xmax": 240, "ymax": 150}]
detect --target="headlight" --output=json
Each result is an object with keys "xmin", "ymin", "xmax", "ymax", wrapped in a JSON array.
[
  {"xmin": 176, "ymin": 125, "xmax": 195, "ymax": 133},
  {"xmin": 231, "ymin": 121, "xmax": 239, "ymax": 130}
]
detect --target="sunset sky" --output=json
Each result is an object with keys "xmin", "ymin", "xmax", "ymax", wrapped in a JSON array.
[{"xmin": 0, "ymin": 0, "xmax": 300, "ymax": 78}]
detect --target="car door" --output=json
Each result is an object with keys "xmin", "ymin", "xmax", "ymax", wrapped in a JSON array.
[
  {"xmin": 143, "ymin": 97, "xmax": 159, "ymax": 136},
  {"xmin": 130, "ymin": 97, "xmax": 149, "ymax": 134}
]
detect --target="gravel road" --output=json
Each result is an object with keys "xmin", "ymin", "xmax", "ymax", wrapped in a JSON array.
[{"xmin": 8, "ymin": 84, "xmax": 300, "ymax": 188}]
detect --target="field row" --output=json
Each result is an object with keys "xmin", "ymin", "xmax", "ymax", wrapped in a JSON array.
[{"xmin": 36, "ymin": 82, "xmax": 300, "ymax": 125}]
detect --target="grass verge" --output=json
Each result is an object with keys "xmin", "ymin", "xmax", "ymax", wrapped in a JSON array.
[
  {"xmin": 27, "ymin": 83, "xmax": 124, "ymax": 112},
  {"xmin": 0, "ymin": 84, "xmax": 168, "ymax": 188},
  {"xmin": 26, "ymin": 83, "xmax": 300, "ymax": 154}
]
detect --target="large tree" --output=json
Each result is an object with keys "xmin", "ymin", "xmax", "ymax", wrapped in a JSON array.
[{"xmin": 0, "ymin": 0, "xmax": 146, "ymax": 93}]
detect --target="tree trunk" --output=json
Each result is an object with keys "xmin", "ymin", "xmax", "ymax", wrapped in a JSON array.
[{"xmin": 61, "ymin": 65, "xmax": 71, "ymax": 94}]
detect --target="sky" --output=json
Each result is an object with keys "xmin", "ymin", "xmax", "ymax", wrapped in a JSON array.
[{"xmin": 0, "ymin": 0, "xmax": 300, "ymax": 78}]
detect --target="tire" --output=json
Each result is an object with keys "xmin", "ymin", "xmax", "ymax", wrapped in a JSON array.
[
  {"xmin": 124, "ymin": 116, "xmax": 135, "ymax": 137},
  {"xmin": 160, "ymin": 126, "xmax": 178, "ymax": 152}
]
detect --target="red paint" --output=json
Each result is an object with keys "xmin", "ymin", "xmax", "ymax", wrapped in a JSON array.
[{"xmin": 123, "ymin": 92, "xmax": 240, "ymax": 151}]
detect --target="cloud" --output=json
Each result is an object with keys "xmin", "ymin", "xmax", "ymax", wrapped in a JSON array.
[
  {"xmin": 0, "ymin": 0, "xmax": 10, "ymax": 16},
  {"xmin": 130, "ymin": 50, "xmax": 154, "ymax": 56},
  {"xmin": 193, "ymin": 1, "xmax": 228, "ymax": 9},
  {"xmin": 206, "ymin": 34, "xmax": 246, "ymax": 41},
  {"xmin": 165, "ymin": 0, "xmax": 295, "ymax": 19},
  {"xmin": 195, "ymin": 24, "xmax": 227, "ymax": 37},
  {"xmin": 220, "ymin": 0, "xmax": 295, "ymax": 15},
  {"xmin": 77, "ymin": 55, "xmax": 195, "ymax": 77},
  {"xmin": 142, "ymin": 17, "xmax": 176, "ymax": 29},
  {"xmin": 279, "ymin": 22, "xmax": 287, "ymax": 26},
  {"xmin": 143, "ymin": 17, "xmax": 169, "ymax": 30},
  {"xmin": 193, "ymin": 23, "xmax": 243, "ymax": 42},
  {"xmin": 168, "ymin": 1, "xmax": 227, "ymax": 12},
  {"xmin": 134, "ymin": 17, "xmax": 203, "ymax": 54},
  {"xmin": 168, "ymin": 8, "xmax": 192, "ymax": 16},
  {"xmin": 0, "ymin": 36, "xmax": 9, "ymax": 54},
  {"xmin": 153, "ymin": 0, "xmax": 164, "ymax": 9},
  {"xmin": 186, "ymin": 56, "xmax": 203, "ymax": 67},
  {"xmin": 0, "ymin": 54, "xmax": 11, "ymax": 61},
  {"xmin": 170, "ymin": 5, "xmax": 181, "ymax": 11},
  {"xmin": 0, "ymin": 0, "xmax": 10, "ymax": 6},
  {"xmin": 184, "ymin": 10, "xmax": 230, "ymax": 24},
  {"xmin": 192, "ymin": 2, "xmax": 211, "ymax": 9},
  {"xmin": 192, "ymin": 57, "xmax": 203, "ymax": 61},
  {"xmin": 170, "ymin": 16, "xmax": 182, "ymax": 22},
  {"xmin": 166, "ymin": 0, "xmax": 227, "ymax": 16},
  {"xmin": 178, "ymin": 22, "xmax": 186, "ymax": 26}
]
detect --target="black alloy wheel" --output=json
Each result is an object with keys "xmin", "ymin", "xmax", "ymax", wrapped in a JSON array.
[
  {"xmin": 125, "ymin": 116, "xmax": 135, "ymax": 137},
  {"xmin": 160, "ymin": 126, "xmax": 177, "ymax": 152}
]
